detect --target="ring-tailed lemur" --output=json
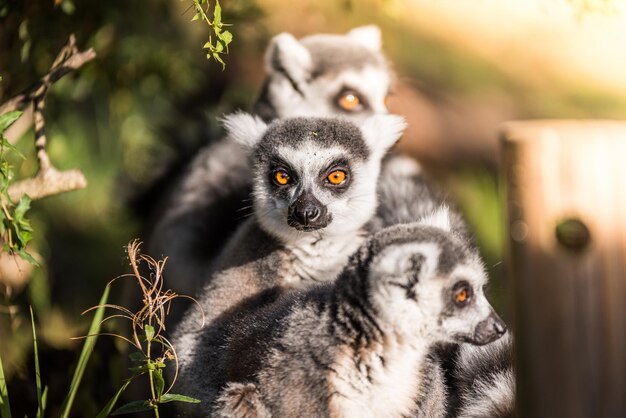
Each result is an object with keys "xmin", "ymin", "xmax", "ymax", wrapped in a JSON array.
[
  {"xmin": 148, "ymin": 25, "xmax": 393, "ymax": 296},
  {"xmin": 206, "ymin": 212, "xmax": 506, "ymax": 418},
  {"xmin": 173, "ymin": 113, "xmax": 406, "ymax": 405},
  {"xmin": 372, "ymin": 143, "xmax": 516, "ymax": 418}
]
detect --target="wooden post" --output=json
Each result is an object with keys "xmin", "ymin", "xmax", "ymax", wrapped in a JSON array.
[{"xmin": 502, "ymin": 120, "xmax": 626, "ymax": 418}]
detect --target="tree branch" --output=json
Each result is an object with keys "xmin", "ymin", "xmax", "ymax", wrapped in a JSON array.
[{"xmin": 1, "ymin": 34, "xmax": 95, "ymax": 201}]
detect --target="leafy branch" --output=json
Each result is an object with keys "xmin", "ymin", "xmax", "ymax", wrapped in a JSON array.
[
  {"xmin": 82, "ymin": 241, "xmax": 203, "ymax": 417},
  {"xmin": 187, "ymin": 0, "xmax": 233, "ymax": 69},
  {"xmin": 0, "ymin": 110, "xmax": 35, "ymax": 264}
]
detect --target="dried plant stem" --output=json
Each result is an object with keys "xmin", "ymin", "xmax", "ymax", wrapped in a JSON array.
[{"xmin": 86, "ymin": 240, "xmax": 204, "ymax": 415}]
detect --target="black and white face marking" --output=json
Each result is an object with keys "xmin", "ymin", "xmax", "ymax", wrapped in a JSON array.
[
  {"xmin": 259, "ymin": 26, "xmax": 393, "ymax": 122},
  {"xmin": 437, "ymin": 264, "xmax": 506, "ymax": 346},
  {"xmin": 221, "ymin": 113, "xmax": 405, "ymax": 244},
  {"xmin": 269, "ymin": 157, "xmax": 352, "ymax": 231},
  {"xmin": 365, "ymin": 208, "xmax": 506, "ymax": 346}
]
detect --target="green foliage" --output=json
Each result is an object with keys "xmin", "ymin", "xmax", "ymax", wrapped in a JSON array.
[
  {"xmin": 92, "ymin": 242, "xmax": 201, "ymax": 417},
  {"xmin": 59, "ymin": 285, "xmax": 111, "ymax": 418},
  {"xmin": 189, "ymin": 0, "xmax": 233, "ymax": 69},
  {"xmin": 30, "ymin": 307, "xmax": 47, "ymax": 418},
  {"xmin": 0, "ymin": 288, "xmax": 110, "ymax": 418},
  {"xmin": 95, "ymin": 380, "xmax": 131, "ymax": 418},
  {"xmin": 0, "ymin": 110, "xmax": 36, "ymax": 265},
  {"xmin": 101, "ymin": 324, "xmax": 200, "ymax": 417},
  {"xmin": 0, "ymin": 353, "xmax": 10, "ymax": 418}
]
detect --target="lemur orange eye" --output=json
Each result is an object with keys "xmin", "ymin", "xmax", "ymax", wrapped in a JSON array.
[
  {"xmin": 453, "ymin": 282, "xmax": 473, "ymax": 306},
  {"xmin": 274, "ymin": 170, "xmax": 290, "ymax": 185},
  {"xmin": 384, "ymin": 95, "xmax": 391, "ymax": 108},
  {"xmin": 327, "ymin": 170, "xmax": 346, "ymax": 185},
  {"xmin": 338, "ymin": 91, "xmax": 361, "ymax": 111}
]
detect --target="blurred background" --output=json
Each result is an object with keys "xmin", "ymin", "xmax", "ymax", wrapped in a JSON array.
[{"xmin": 0, "ymin": 0, "xmax": 625, "ymax": 415}]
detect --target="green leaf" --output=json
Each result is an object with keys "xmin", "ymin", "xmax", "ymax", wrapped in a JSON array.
[
  {"xmin": 13, "ymin": 196, "xmax": 33, "ymax": 247},
  {"xmin": 153, "ymin": 369, "xmax": 164, "ymax": 400},
  {"xmin": 16, "ymin": 249, "xmax": 38, "ymax": 266},
  {"xmin": 111, "ymin": 400, "xmax": 154, "ymax": 415},
  {"xmin": 95, "ymin": 380, "xmax": 131, "ymax": 418},
  {"xmin": 59, "ymin": 285, "xmax": 110, "ymax": 418},
  {"xmin": 0, "ymin": 352, "xmax": 11, "ymax": 418},
  {"xmin": 220, "ymin": 30, "xmax": 232, "ymax": 46},
  {"xmin": 213, "ymin": 52, "xmax": 226, "ymax": 70},
  {"xmin": 159, "ymin": 393, "xmax": 201, "ymax": 404},
  {"xmin": 0, "ymin": 135, "xmax": 22, "ymax": 157},
  {"xmin": 128, "ymin": 362, "xmax": 155, "ymax": 375},
  {"xmin": 30, "ymin": 307, "xmax": 44, "ymax": 418},
  {"xmin": 144, "ymin": 324, "xmax": 154, "ymax": 341},
  {"xmin": 36, "ymin": 387, "xmax": 48, "ymax": 418},
  {"xmin": 0, "ymin": 111, "xmax": 23, "ymax": 133},
  {"xmin": 213, "ymin": 0, "xmax": 222, "ymax": 26}
]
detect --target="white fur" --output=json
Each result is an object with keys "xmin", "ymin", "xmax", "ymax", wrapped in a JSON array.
[
  {"xmin": 347, "ymin": 25, "xmax": 382, "ymax": 52},
  {"xmin": 221, "ymin": 112, "xmax": 267, "ymax": 148},
  {"xmin": 286, "ymin": 232, "xmax": 366, "ymax": 285},
  {"xmin": 370, "ymin": 242, "xmax": 442, "ymax": 338},
  {"xmin": 329, "ymin": 340, "xmax": 426, "ymax": 418},
  {"xmin": 359, "ymin": 114, "xmax": 406, "ymax": 158},
  {"xmin": 265, "ymin": 33, "xmax": 312, "ymax": 85},
  {"xmin": 382, "ymin": 154, "xmax": 422, "ymax": 177},
  {"xmin": 457, "ymin": 370, "xmax": 515, "ymax": 418},
  {"xmin": 419, "ymin": 205, "xmax": 452, "ymax": 232},
  {"xmin": 269, "ymin": 65, "xmax": 392, "ymax": 120}
]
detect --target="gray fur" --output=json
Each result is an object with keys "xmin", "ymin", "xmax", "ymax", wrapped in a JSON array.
[
  {"xmin": 148, "ymin": 26, "xmax": 393, "ymax": 297},
  {"xmin": 200, "ymin": 219, "xmax": 503, "ymax": 418},
  {"xmin": 452, "ymin": 334, "xmax": 515, "ymax": 418},
  {"xmin": 173, "ymin": 115, "xmax": 402, "ymax": 410}
]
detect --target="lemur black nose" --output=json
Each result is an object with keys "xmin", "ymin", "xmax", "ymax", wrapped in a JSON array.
[
  {"xmin": 303, "ymin": 205, "xmax": 321, "ymax": 222},
  {"xmin": 288, "ymin": 192, "xmax": 330, "ymax": 231},
  {"xmin": 472, "ymin": 309, "xmax": 507, "ymax": 345}
]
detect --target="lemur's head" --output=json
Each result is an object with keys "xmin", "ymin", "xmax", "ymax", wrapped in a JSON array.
[
  {"xmin": 359, "ymin": 207, "xmax": 506, "ymax": 346},
  {"xmin": 222, "ymin": 112, "xmax": 405, "ymax": 243},
  {"xmin": 254, "ymin": 26, "xmax": 392, "ymax": 122}
]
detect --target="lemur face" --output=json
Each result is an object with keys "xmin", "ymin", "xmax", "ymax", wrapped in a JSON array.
[
  {"xmin": 367, "ymin": 209, "xmax": 507, "ymax": 346},
  {"xmin": 221, "ymin": 113, "xmax": 405, "ymax": 243},
  {"xmin": 256, "ymin": 26, "xmax": 392, "ymax": 122}
]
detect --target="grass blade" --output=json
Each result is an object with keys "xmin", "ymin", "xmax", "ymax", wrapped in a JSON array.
[
  {"xmin": 37, "ymin": 387, "xmax": 48, "ymax": 418},
  {"xmin": 0, "ymin": 353, "xmax": 11, "ymax": 418},
  {"xmin": 59, "ymin": 284, "xmax": 111, "ymax": 418},
  {"xmin": 159, "ymin": 393, "xmax": 200, "ymax": 404},
  {"xmin": 95, "ymin": 379, "xmax": 131, "ymax": 418},
  {"xmin": 30, "ymin": 307, "xmax": 45, "ymax": 418}
]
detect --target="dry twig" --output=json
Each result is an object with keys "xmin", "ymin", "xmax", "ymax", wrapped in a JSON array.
[{"xmin": 0, "ymin": 34, "xmax": 95, "ymax": 201}]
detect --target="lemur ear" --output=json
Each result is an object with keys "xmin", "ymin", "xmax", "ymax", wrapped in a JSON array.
[
  {"xmin": 265, "ymin": 33, "xmax": 312, "ymax": 89},
  {"xmin": 419, "ymin": 206, "xmax": 452, "ymax": 232},
  {"xmin": 359, "ymin": 114, "xmax": 406, "ymax": 157},
  {"xmin": 221, "ymin": 112, "xmax": 268, "ymax": 149},
  {"xmin": 347, "ymin": 25, "xmax": 382, "ymax": 52}
]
